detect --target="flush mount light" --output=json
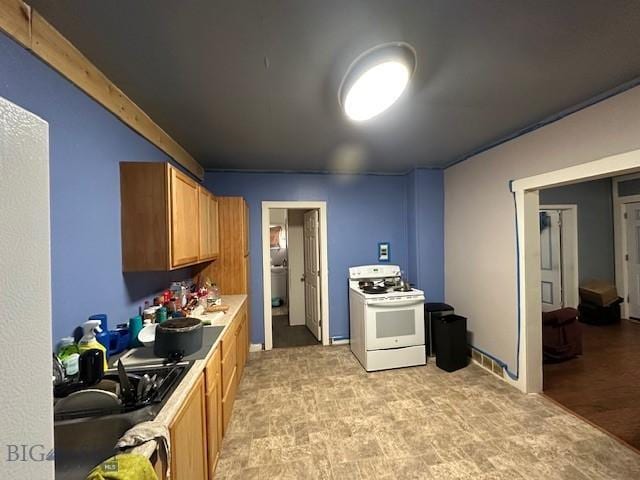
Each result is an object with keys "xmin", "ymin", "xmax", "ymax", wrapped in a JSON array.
[{"xmin": 339, "ymin": 42, "xmax": 416, "ymax": 122}]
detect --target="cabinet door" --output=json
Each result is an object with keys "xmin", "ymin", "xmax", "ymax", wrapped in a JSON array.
[
  {"xmin": 198, "ymin": 187, "xmax": 211, "ymax": 260},
  {"xmin": 236, "ymin": 312, "xmax": 247, "ymax": 380},
  {"xmin": 235, "ymin": 321, "xmax": 243, "ymax": 382},
  {"xmin": 222, "ymin": 367, "xmax": 237, "ymax": 435},
  {"xmin": 237, "ymin": 255, "xmax": 246, "ymax": 296},
  {"xmin": 209, "ymin": 195, "xmax": 220, "ymax": 258},
  {"xmin": 170, "ymin": 375, "xmax": 207, "ymax": 480},
  {"xmin": 243, "ymin": 310, "xmax": 249, "ymax": 365},
  {"xmin": 205, "ymin": 377, "xmax": 221, "ymax": 478},
  {"xmin": 170, "ymin": 168, "xmax": 200, "ymax": 267},
  {"xmin": 221, "ymin": 341, "xmax": 237, "ymax": 395},
  {"xmin": 120, "ymin": 162, "xmax": 170, "ymax": 271}
]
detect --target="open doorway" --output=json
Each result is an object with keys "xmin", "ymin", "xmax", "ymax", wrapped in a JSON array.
[
  {"xmin": 269, "ymin": 208, "xmax": 321, "ymax": 348},
  {"xmin": 261, "ymin": 201, "xmax": 330, "ymax": 350},
  {"xmin": 613, "ymin": 173, "xmax": 640, "ymax": 321},
  {"xmin": 539, "ymin": 176, "xmax": 640, "ymax": 449}
]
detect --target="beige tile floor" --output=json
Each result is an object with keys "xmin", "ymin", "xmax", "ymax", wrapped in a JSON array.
[{"xmin": 216, "ymin": 346, "xmax": 640, "ymax": 479}]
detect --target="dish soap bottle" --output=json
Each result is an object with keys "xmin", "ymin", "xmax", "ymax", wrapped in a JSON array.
[
  {"xmin": 57, "ymin": 337, "xmax": 80, "ymax": 376},
  {"xmin": 78, "ymin": 319, "xmax": 109, "ymax": 371}
]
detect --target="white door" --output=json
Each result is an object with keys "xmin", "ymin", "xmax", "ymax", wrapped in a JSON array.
[
  {"xmin": 303, "ymin": 210, "xmax": 321, "ymax": 340},
  {"xmin": 540, "ymin": 210, "xmax": 563, "ymax": 312},
  {"xmin": 287, "ymin": 210, "xmax": 306, "ymax": 326},
  {"xmin": 625, "ymin": 202, "xmax": 640, "ymax": 319}
]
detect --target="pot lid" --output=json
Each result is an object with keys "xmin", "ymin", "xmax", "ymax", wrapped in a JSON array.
[{"xmin": 157, "ymin": 317, "xmax": 202, "ymax": 333}]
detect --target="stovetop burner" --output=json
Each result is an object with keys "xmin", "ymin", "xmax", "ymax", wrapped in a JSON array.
[
  {"xmin": 361, "ymin": 285, "xmax": 388, "ymax": 294},
  {"xmin": 394, "ymin": 285, "xmax": 413, "ymax": 292}
]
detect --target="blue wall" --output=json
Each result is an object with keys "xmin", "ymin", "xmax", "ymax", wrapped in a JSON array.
[
  {"xmin": 205, "ymin": 170, "xmax": 444, "ymax": 344},
  {"xmin": 410, "ymin": 169, "xmax": 445, "ymax": 301},
  {"xmin": 0, "ymin": 33, "xmax": 194, "ymax": 342},
  {"xmin": 406, "ymin": 170, "xmax": 418, "ymax": 284}
]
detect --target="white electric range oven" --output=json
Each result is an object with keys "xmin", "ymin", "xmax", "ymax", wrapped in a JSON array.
[{"xmin": 348, "ymin": 265, "xmax": 426, "ymax": 371}]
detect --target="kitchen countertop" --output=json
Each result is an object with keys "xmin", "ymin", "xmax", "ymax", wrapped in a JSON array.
[{"xmin": 125, "ymin": 294, "xmax": 247, "ymax": 459}]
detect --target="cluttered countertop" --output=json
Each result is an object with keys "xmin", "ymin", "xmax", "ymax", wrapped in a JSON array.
[
  {"xmin": 125, "ymin": 294, "xmax": 247, "ymax": 459},
  {"xmin": 52, "ymin": 287, "xmax": 247, "ymax": 479}
]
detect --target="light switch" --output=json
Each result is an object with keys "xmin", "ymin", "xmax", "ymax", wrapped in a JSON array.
[{"xmin": 378, "ymin": 242, "xmax": 389, "ymax": 262}]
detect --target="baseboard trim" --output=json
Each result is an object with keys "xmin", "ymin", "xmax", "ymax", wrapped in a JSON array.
[
  {"xmin": 330, "ymin": 338, "xmax": 350, "ymax": 345},
  {"xmin": 249, "ymin": 343, "xmax": 263, "ymax": 352}
]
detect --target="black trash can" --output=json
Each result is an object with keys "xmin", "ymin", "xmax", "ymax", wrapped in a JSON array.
[
  {"xmin": 433, "ymin": 314, "xmax": 468, "ymax": 372},
  {"xmin": 425, "ymin": 303, "xmax": 454, "ymax": 357}
]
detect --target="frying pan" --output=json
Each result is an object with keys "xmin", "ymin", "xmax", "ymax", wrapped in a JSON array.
[{"xmin": 362, "ymin": 285, "xmax": 388, "ymax": 294}]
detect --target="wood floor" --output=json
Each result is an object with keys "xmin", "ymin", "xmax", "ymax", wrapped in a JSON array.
[
  {"xmin": 544, "ymin": 318, "xmax": 640, "ymax": 450},
  {"xmin": 272, "ymin": 315, "xmax": 320, "ymax": 349}
]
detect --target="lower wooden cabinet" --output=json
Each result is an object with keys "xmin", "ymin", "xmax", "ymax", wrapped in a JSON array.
[
  {"xmin": 222, "ymin": 366, "xmax": 237, "ymax": 435},
  {"xmin": 221, "ymin": 344, "xmax": 236, "ymax": 394},
  {"xmin": 169, "ymin": 300, "xmax": 250, "ymax": 479},
  {"xmin": 205, "ymin": 376, "xmax": 222, "ymax": 477},
  {"xmin": 236, "ymin": 307, "xmax": 248, "ymax": 381},
  {"xmin": 169, "ymin": 375, "xmax": 208, "ymax": 480},
  {"xmin": 205, "ymin": 347, "xmax": 222, "ymax": 478},
  {"xmin": 219, "ymin": 304, "xmax": 250, "ymax": 435}
]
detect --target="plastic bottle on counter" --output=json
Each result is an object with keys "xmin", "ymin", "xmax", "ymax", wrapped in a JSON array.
[
  {"xmin": 128, "ymin": 315, "xmax": 143, "ymax": 348},
  {"xmin": 78, "ymin": 320, "xmax": 109, "ymax": 371},
  {"xmin": 157, "ymin": 306, "xmax": 168, "ymax": 324},
  {"xmin": 88, "ymin": 313, "xmax": 111, "ymax": 355},
  {"xmin": 143, "ymin": 305, "xmax": 160, "ymax": 323},
  {"xmin": 211, "ymin": 283, "xmax": 221, "ymax": 302},
  {"xmin": 57, "ymin": 337, "xmax": 80, "ymax": 376},
  {"xmin": 206, "ymin": 283, "xmax": 221, "ymax": 309}
]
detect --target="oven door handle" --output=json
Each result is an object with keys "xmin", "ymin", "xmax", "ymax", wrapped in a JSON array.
[{"xmin": 366, "ymin": 298, "xmax": 425, "ymax": 307}]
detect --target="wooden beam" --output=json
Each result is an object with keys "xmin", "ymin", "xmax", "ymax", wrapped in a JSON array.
[
  {"xmin": 0, "ymin": 0, "xmax": 30, "ymax": 48},
  {"xmin": 0, "ymin": 1, "xmax": 204, "ymax": 180}
]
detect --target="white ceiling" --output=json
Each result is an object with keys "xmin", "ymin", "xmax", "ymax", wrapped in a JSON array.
[{"xmin": 30, "ymin": 0, "xmax": 640, "ymax": 173}]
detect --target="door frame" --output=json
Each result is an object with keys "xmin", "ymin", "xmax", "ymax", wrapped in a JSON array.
[
  {"xmin": 511, "ymin": 149, "xmax": 640, "ymax": 393},
  {"xmin": 539, "ymin": 204, "xmax": 579, "ymax": 309},
  {"xmin": 261, "ymin": 201, "xmax": 329, "ymax": 350},
  {"xmin": 613, "ymin": 173, "xmax": 640, "ymax": 320}
]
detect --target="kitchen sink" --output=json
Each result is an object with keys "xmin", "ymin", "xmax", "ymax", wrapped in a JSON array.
[
  {"xmin": 54, "ymin": 361, "xmax": 192, "ymax": 479},
  {"xmin": 54, "ymin": 409, "xmax": 150, "ymax": 480}
]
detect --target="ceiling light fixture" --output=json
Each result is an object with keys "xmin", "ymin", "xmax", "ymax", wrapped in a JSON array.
[{"xmin": 339, "ymin": 42, "xmax": 416, "ymax": 122}]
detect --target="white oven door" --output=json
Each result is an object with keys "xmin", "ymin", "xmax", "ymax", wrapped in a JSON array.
[{"xmin": 365, "ymin": 297, "xmax": 425, "ymax": 350}]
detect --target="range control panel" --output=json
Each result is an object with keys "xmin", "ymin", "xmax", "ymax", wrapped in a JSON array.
[{"xmin": 349, "ymin": 264, "xmax": 400, "ymax": 280}]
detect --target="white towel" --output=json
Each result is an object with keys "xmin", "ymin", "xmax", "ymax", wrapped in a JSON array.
[{"xmin": 116, "ymin": 421, "xmax": 171, "ymax": 480}]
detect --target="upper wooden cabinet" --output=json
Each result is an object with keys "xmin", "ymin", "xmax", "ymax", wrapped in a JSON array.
[
  {"xmin": 204, "ymin": 197, "xmax": 250, "ymax": 294},
  {"xmin": 170, "ymin": 167, "xmax": 200, "ymax": 267},
  {"xmin": 120, "ymin": 162, "xmax": 219, "ymax": 271},
  {"xmin": 211, "ymin": 196, "xmax": 220, "ymax": 258},
  {"xmin": 198, "ymin": 188, "xmax": 219, "ymax": 262}
]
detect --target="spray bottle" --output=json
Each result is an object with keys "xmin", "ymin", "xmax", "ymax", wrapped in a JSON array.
[{"xmin": 78, "ymin": 319, "xmax": 109, "ymax": 371}]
